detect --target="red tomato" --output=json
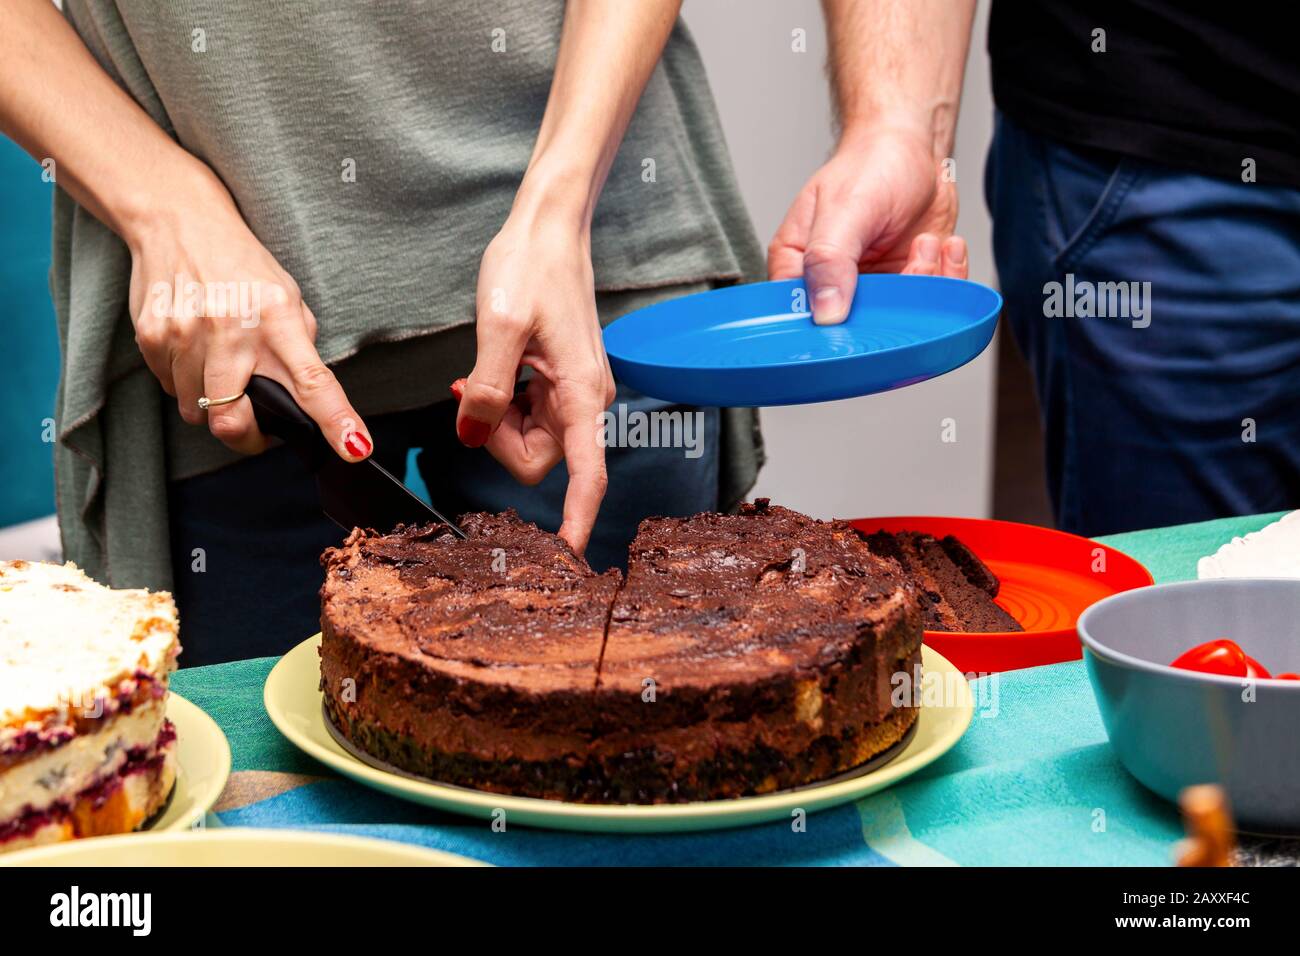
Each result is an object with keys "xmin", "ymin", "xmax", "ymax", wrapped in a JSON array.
[
  {"xmin": 1244, "ymin": 656, "xmax": 1272, "ymax": 680},
  {"xmin": 1170, "ymin": 639, "xmax": 1247, "ymax": 677},
  {"xmin": 1275, "ymin": 673, "xmax": 1300, "ymax": 681}
]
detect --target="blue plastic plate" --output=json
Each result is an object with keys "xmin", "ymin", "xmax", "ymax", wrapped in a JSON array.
[{"xmin": 603, "ymin": 274, "xmax": 1002, "ymax": 406}]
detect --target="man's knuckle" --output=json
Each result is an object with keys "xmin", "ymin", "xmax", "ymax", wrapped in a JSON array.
[{"xmin": 803, "ymin": 241, "xmax": 845, "ymax": 269}]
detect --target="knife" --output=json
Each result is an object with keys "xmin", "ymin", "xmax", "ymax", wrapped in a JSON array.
[{"xmin": 246, "ymin": 375, "xmax": 465, "ymax": 538}]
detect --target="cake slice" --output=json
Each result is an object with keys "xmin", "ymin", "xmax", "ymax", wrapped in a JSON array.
[
  {"xmin": 592, "ymin": 500, "xmax": 923, "ymax": 802},
  {"xmin": 319, "ymin": 513, "xmax": 620, "ymax": 795},
  {"xmin": 0, "ymin": 561, "xmax": 179, "ymax": 853},
  {"xmin": 862, "ymin": 530, "xmax": 1023, "ymax": 633}
]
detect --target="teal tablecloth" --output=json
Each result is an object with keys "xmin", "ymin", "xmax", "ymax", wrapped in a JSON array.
[{"xmin": 172, "ymin": 511, "xmax": 1288, "ymax": 866}]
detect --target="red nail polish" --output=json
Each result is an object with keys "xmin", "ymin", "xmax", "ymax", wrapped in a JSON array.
[
  {"xmin": 450, "ymin": 378, "xmax": 466, "ymax": 401},
  {"xmin": 344, "ymin": 431, "xmax": 372, "ymax": 458},
  {"xmin": 457, "ymin": 416, "xmax": 492, "ymax": 448}
]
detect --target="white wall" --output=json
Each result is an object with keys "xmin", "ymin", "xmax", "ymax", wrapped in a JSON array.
[{"xmin": 683, "ymin": 0, "xmax": 997, "ymax": 520}]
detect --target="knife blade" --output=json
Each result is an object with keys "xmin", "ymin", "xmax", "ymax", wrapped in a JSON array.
[{"xmin": 246, "ymin": 375, "xmax": 465, "ymax": 537}]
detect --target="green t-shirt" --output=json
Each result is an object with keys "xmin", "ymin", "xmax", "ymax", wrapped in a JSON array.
[{"xmin": 51, "ymin": 1, "xmax": 764, "ymax": 588}]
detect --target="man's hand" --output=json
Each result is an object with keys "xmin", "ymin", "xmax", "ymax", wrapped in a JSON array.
[
  {"xmin": 775, "ymin": 0, "xmax": 980, "ymax": 324},
  {"xmin": 768, "ymin": 124, "xmax": 967, "ymax": 326}
]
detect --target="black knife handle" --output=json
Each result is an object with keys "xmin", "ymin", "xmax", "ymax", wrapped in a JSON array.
[{"xmin": 247, "ymin": 375, "xmax": 327, "ymax": 466}]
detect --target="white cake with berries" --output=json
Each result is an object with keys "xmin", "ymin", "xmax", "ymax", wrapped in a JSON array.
[{"xmin": 0, "ymin": 561, "xmax": 180, "ymax": 852}]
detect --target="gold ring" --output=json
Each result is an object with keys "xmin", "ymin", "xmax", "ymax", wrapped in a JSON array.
[{"xmin": 197, "ymin": 391, "xmax": 245, "ymax": 410}]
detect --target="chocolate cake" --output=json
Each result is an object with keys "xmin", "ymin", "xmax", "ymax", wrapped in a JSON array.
[
  {"xmin": 862, "ymin": 530, "xmax": 1022, "ymax": 633},
  {"xmin": 320, "ymin": 501, "xmax": 924, "ymax": 804}
]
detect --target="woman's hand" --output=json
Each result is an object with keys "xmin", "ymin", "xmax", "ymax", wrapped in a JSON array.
[
  {"xmin": 454, "ymin": 194, "xmax": 615, "ymax": 556},
  {"xmin": 126, "ymin": 173, "xmax": 372, "ymax": 461},
  {"xmin": 451, "ymin": 0, "xmax": 682, "ymax": 556},
  {"xmin": 768, "ymin": 124, "xmax": 968, "ymax": 326},
  {"xmin": 0, "ymin": 0, "xmax": 367, "ymax": 463}
]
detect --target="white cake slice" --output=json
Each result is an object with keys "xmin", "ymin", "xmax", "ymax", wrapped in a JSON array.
[
  {"xmin": 0, "ymin": 561, "xmax": 180, "ymax": 852},
  {"xmin": 1197, "ymin": 511, "xmax": 1300, "ymax": 580}
]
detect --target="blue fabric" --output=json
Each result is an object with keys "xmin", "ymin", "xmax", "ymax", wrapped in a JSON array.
[
  {"xmin": 175, "ymin": 652, "xmax": 1173, "ymax": 866},
  {"xmin": 986, "ymin": 112, "xmax": 1300, "ymax": 537},
  {"xmin": 213, "ymin": 780, "xmax": 894, "ymax": 867},
  {"xmin": 213, "ymin": 659, "xmax": 1172, "ymax": 866},
  {"xmin": 169, "ymin": 384, "xmax": 718, "ymax": 664},
  {"xmin": 0, "ymin": 136, "xmax": 60, "ymax": 527}
]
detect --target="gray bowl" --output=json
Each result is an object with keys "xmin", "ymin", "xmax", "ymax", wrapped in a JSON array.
[{"xmin": 1078, "ymin": 578, "xmax": 1300, "ymax": 834}]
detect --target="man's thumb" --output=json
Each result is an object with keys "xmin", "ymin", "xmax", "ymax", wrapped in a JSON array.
[{"xmin": 802, "ymin": 226, "xmax": 866, "ymax": 326}]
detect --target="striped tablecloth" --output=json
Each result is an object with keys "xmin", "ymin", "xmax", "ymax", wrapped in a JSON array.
[{"xmin": 172, "ymin": 511, "xmax": 1296, "ymax": 865}]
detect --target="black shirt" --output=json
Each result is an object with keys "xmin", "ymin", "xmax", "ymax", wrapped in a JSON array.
[{"xmin": 988, "ymin": 1, "xmax": 1300, "ymax": 187}]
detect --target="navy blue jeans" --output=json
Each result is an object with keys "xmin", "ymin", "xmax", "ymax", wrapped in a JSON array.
[
  {"xmin": 986, "ymin": 113, "xmax": 1300, "ymax": 536},
  {"xmin": 168, "ymin": 386, "xmax": 718, "ymax": 665}
]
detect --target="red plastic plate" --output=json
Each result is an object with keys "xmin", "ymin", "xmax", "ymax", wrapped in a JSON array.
[{"xmin": 851, "ymin": 516, "xmax": 1154, "ymax": 674}]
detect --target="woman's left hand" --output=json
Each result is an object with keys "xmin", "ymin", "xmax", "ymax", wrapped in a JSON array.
[
  {"xmin": 451, "ymin": 0, "xmax": 684, "ymax": 555},
  {"xmin": 453, "ymin": 197, "xmax": 615, "ymax": 557}
]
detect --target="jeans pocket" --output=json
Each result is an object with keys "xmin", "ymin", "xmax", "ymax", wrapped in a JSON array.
[{"xmin": 1041, "ymin": 139, "xmax": 1139, "ymax": 273}]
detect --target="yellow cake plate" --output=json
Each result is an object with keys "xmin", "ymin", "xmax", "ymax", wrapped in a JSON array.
[
  {"xmin": 150, "ymin": 692, "xmax": 232, "ymax": 833},
  {"xmin": 0, "ymin": 829, "xmax": 482, "ymax": 866},
  {"xmin": 265, "ymin": 634, "xmax": 973, "ymax": 833},
  {"xmin": 0, "ymin": 693, "xmax": 227, "ymax": 859}
]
